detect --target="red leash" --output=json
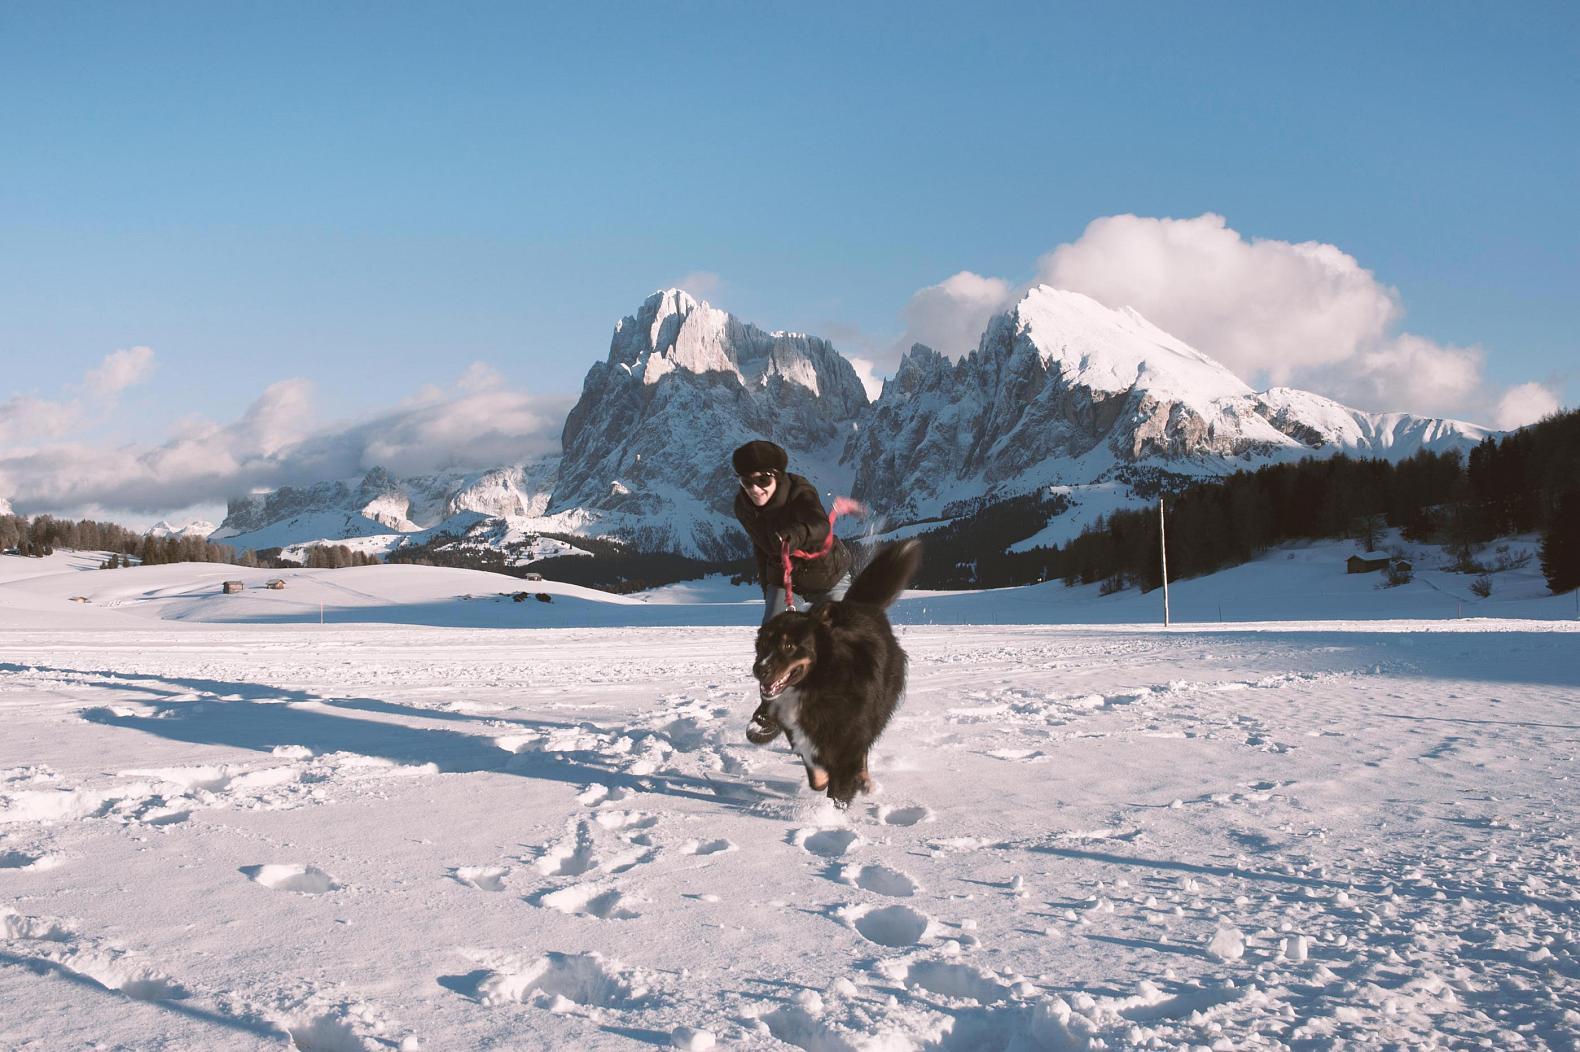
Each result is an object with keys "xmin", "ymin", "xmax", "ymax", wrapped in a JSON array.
[{"xmin": 779, "ymin": 497, "xmax": 866, "ymax": 612}]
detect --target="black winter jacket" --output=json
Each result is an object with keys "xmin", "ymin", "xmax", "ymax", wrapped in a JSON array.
[{"xmin": 733, "ymin": 471, "xmax": 852, "ymax": 598}]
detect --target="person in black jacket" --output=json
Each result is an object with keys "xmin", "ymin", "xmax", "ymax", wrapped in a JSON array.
[{"xmin": 731, "ymin": 439, "xmax": 852, "ymax": 743}]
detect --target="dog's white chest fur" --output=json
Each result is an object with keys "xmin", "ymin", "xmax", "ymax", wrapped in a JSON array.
[{"xmin": 769, "ymin": 688, "xmax": 820, "ymax": 768}]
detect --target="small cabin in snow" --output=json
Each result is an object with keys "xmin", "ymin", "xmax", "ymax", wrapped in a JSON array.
[
  {"xmin": 1346, "ymin": 552, "xmax": 1391, "ymax": 574},
  {"xmin": 266, "ymin": 579, "xmax": 285, "ymax": 590},
  {"xmin": 222, "ymin": 580, "xmax": 245, "ymax": 594}
]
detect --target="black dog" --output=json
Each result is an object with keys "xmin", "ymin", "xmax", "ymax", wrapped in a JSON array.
[{"xmin": 751, "ymin": 540, "xmax": 922, "ymax": 807}]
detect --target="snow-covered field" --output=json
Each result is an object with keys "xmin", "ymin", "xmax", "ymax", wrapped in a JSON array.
[{"xmin": 2, "ymin": 552, "xmax": 1578, "ymax": 1050}]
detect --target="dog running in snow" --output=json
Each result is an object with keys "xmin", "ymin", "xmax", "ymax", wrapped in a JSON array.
[{"xmin": 751, "ymin": 539, "xmax": 922, "ymax": 807}]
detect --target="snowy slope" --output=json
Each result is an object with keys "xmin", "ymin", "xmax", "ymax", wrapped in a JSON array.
[
  {"xmin": 4, "ymin": 531, "xmax": 1574, "ymax": 634},
  {"xmin": 0, "ymin": 611, "xmax": 1575, "ymax": 1049}
]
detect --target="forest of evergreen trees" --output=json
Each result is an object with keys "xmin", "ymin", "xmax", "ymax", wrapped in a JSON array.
[
  {"xmin": 0, "ymin": 514, "xmax": 242, "ymax": 565},
  {"xmin": 0, "ymin": 514, "xmax": 379, "ymax": 571},
  {"xmin": 922, "ymin": 407, "xmax": 1580, "ymax": 596}
]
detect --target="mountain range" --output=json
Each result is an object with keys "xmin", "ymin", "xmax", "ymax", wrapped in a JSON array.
[{"xmin": 210, "ymin": 287, "xmax": 1491, "ymax": 560}]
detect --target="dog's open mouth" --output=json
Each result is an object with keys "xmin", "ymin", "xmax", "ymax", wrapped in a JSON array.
[{"xmin": 758, "ymin": 660, "xmax": 809, "ymax": 700}]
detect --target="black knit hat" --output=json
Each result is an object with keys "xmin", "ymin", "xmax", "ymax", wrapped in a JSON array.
[{"xmin": 732, "ymin": 440, "xmax": 788, "ymax": 475}]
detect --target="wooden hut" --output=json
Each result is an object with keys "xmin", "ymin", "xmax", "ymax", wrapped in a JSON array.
[
  {"xmin": 1346, "ymin": 552, "xmax": 1391, "ymax": 574},
  {"xmin": 222, "ymin": 580, "xmax": 245, "ymax": 594}
]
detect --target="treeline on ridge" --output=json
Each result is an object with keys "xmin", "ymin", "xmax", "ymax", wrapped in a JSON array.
[
  {"xmin": 910, "ymin": 407, "xmax": 1580, "ymax": 594},
  {"xmin": 1, "ymin": 514, "xmax": 379, "ymax": 570}
]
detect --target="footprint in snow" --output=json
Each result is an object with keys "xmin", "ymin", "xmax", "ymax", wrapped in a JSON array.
[
  {"xmin": 681, "ymin": 838, "xmax": 737, "ymax": 856},
  {"xmin": 242, "ymin": 864, "xmax": 339, "ymax": 894},
  {"xmin": 887, "ymin": 959, "xmax": 1016, "ymax": 1003},
  {"xmin": 837, "ymin": 863, "xmax": 920, "ymax": 897},
  {"xmin": 576, "ymin": 783, "xmax": 634, "ymax": 807},
  {"xmin": 475, "ymin": 950, "xmax": 650, "ymax": 1010},
  {"xmin": 0, "ymin": 849, "xmax": 59, "ymax": 871},
  {"xmin": 532, "ymin": 823, "xmax": 599, "ymax": 877},
  {"xmin": 874, "ymin": 804, "xmax": 934, "ymax": 826},
  {"xmin": 838, "ymin": 903, "xmax": 932, "ymax": 947},
  {"xmin": 452, "ymin": 866, "xmax": 508, "ymax": 892},
  {"xmin": 533, "ymin": 883, "xmax": 640, "ymax": 920},
  {"xmin": 793, "ymin": 828, "xmax": 860, "ymax": 857},
  {"xmin": 594, "ymin": 810, "xmax": 658, "ymax": 832}
]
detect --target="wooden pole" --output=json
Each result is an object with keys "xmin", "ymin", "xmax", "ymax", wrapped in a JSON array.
[{"xmin": 1159, "ymin": 497, "xmax": 1171, "ymax": 628}]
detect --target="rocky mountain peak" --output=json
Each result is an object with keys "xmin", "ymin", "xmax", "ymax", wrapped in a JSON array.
[
  {"xmin": 553, "ymin": 289, "xmax": 870, "ymax": 556},
  {"xmin": 887, "ymin": 344, "xmax": 951, "ymax": 397}
]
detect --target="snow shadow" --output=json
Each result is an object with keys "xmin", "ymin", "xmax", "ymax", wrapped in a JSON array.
[
  {"xmin": 0, "ymin": 950, "xmax": 284, "ymax": 1044},
  {"xmin": 182, "ymin": 597, "xmax": 758, "ymax": 631},
  {"xmin": 30, "ymin": 665, "xmax": 753, "ymax": 809},
  {"xmin": 1192, "ymin": 628, "xmax": 1580, "ymax": 691}
]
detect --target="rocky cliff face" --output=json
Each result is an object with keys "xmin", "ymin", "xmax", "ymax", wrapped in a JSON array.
[{"xmin": 552, "ymin": 289, "xmax": 869, "ymax": 557}]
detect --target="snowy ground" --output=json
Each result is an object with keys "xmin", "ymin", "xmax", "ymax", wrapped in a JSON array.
[{"xmin": 2, "ymin": 552, "xmax": 1578, "ymax": 1050}]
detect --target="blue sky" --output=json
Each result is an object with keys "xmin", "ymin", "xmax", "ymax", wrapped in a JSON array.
[{"xmin": 1, "ymin": 2, "xmax": 1575, "ymax": 520}]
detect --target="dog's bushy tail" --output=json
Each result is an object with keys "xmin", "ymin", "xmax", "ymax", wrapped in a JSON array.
[{"xmin": 844, "ymin": 540, "xmax": 922, "ymax": 609}]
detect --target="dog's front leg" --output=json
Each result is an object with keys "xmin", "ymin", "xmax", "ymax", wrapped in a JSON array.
[{"xmin": 784, "ymin": 729, "xmax": 830, "ymax": 791}]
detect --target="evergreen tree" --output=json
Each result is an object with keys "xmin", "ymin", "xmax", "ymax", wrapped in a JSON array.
[{"xmin": 1539, "ymin": 489, "xmax": 1580, "ymax": 594}]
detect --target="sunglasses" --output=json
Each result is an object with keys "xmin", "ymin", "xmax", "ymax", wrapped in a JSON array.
[{"xmin": 738, "ymin": 471, "xmax": 776, "ymax": 490}]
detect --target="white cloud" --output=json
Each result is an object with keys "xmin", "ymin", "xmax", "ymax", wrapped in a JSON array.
[
  {"xmin": 675, "ymin": 271, "xmax": 724, "ymax": 300},
  {"xmin": 890, "ymin": 271, "xmax": 1015, "ymax": 365},
  {"xmin": 0, "ymin": 368, "xmax": 569, "ymax": 517},
  {"xmin": 0, "ymin": 394, "xmax": 81, "ymax": 444},
  {"xmin": 1037, "ymin": 213, "xmax": 1400, "ymax": 385},
  {"xmin": 844, "ymin": 356, "xmax": 886, "ymax": 402},
  {"xmin": 235, "ymin": 379, "xmax": 316, "ymax": 456},
  {"xmin": 83, "ymin": 345, "xmax": 155, "ymax": 398},
  {"xmin": 0, "ymin": 346, "xmax": 160, "ymax": 444},
  {"xmin": 456, "ymin": 361, "xmax": 504, "ymax": 392},
  {"xmin": 1308, "ymin": 334, "xmax": 1485, "ymax": 419},
  {"xmin": 1493, "ymin": 382, "xmax": 1562, "ymax": 429}
]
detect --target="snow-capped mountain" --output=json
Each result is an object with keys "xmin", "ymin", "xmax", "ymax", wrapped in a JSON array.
[
  {"xmin": 146, "ymin": 519, "xmax": 216, "ymax": 540},
  {"xmin": 551, "ymin": 288, "xmax": 870, "ymax": 557},
  {"xmin": 845, "ymin": 287, "xmax": 1489, "ymax": 519},
  {"xmin": 212, "ymin": 462, "xmax": 560, "ymax": 554},
  {"xmin": 212, "ymin": 286, "xmax": 1490, "ymax": 560}
]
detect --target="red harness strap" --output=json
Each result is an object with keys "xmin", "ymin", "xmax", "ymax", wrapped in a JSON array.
[{"xmin": 779, "ymin": 497, "xmax": 866, "ymax": 612}]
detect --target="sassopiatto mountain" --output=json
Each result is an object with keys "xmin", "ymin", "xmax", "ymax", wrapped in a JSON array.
[
  {"xmin": 212, "ymin": 286, "xmax": 1490, "ymax": 559},
  {"xmin": 845, "ymin": 286, "xmax": 1490, "ymax": 521}
]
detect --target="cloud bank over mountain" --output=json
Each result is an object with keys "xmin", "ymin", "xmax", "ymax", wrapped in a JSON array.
[
  {"xmin": 887, "ymin": 213, "xmax": 1561, "ymax": 426},
  {"xmin": 0, "ymin": 365, "xmax": 568, "ymax": 519}
]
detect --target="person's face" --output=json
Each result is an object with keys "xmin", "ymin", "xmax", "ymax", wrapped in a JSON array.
[{"xmin": 740, "ymin": 470, "xmax": 777, "ymax": 507}]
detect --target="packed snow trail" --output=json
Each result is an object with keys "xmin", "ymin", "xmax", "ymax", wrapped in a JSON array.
[{"xmin": 2, "ymin": 622, "xmax": 1577, "ymax": 1049}]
